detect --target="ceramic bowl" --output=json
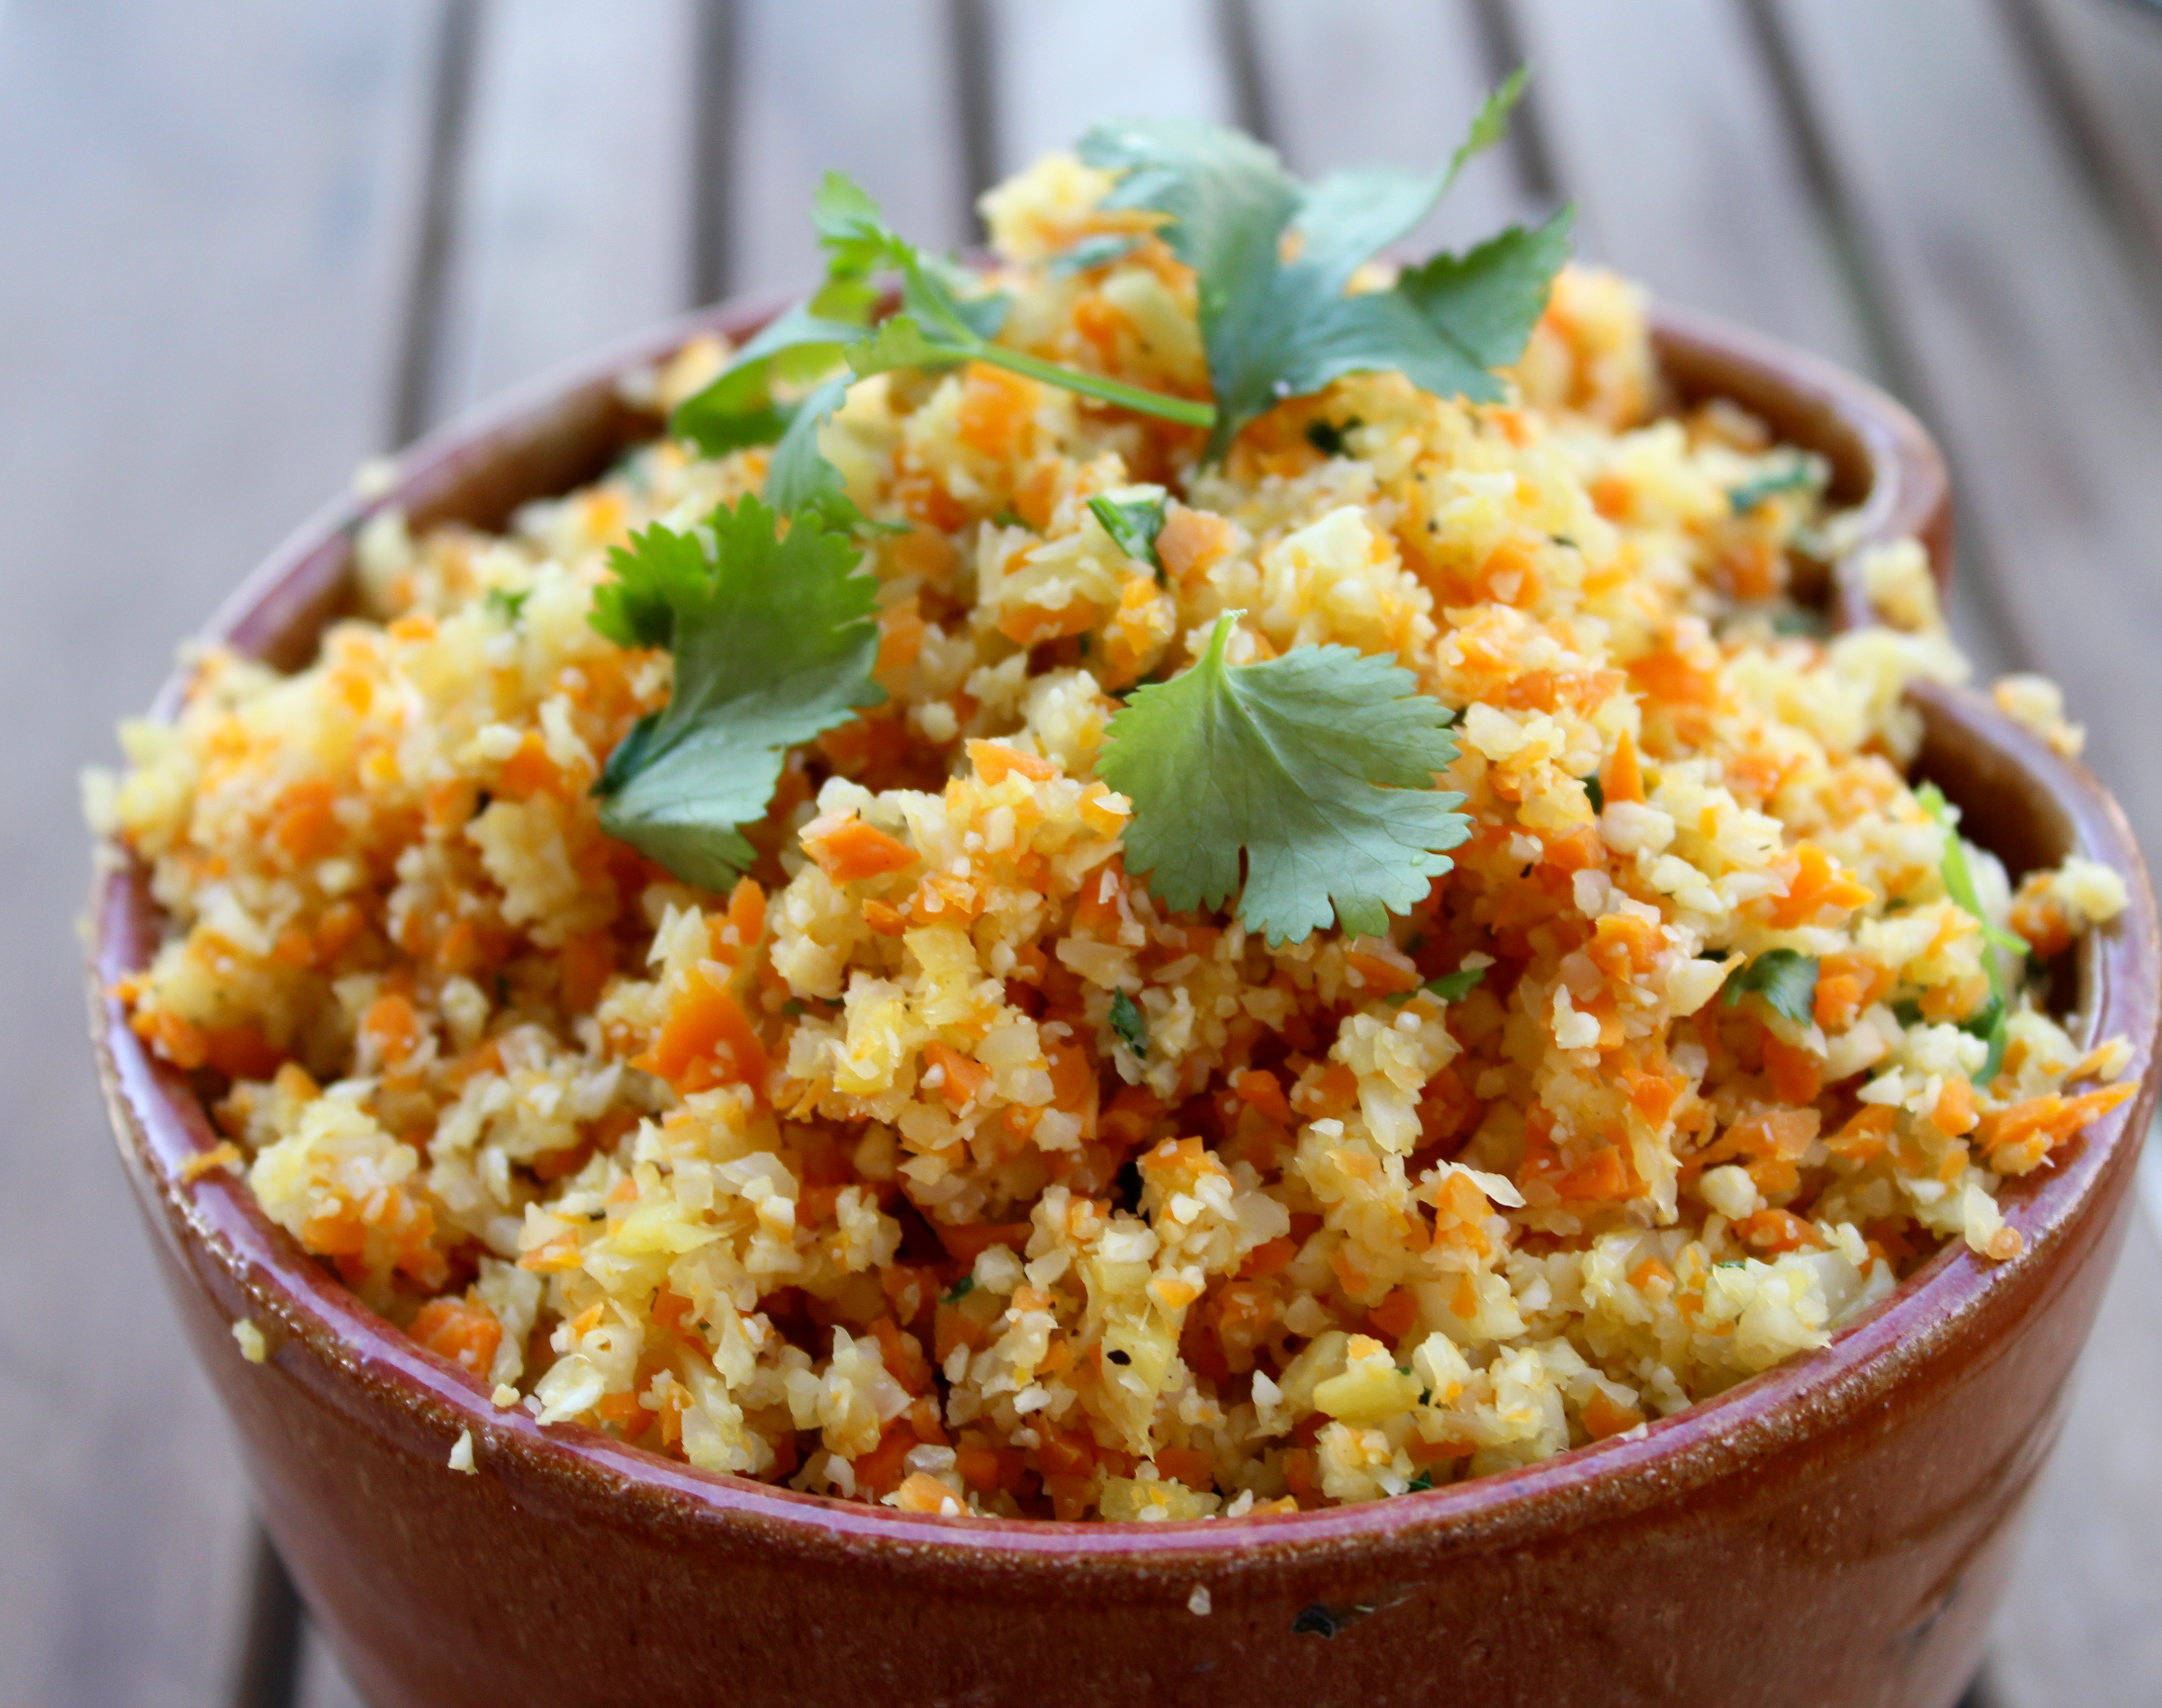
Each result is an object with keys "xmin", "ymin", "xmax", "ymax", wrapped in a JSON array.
[{"xmin": 90, "ymin": 301, "xmax": 2151, "ymax": 1708}]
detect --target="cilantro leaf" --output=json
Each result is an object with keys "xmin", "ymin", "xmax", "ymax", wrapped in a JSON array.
[
  {"xmin": 1721, "ymin": 948, "xmax": 1819, "ymax": 1026},
  {"xmin": 590, "ymin": 496, "xmax": 884, "ymax": 890},
  {"xmin": 669, "ymin": 300, "xmax": 867, "ymax": 458},
  {"xmin": 1728, "ymin": 455, "xmax": 1826, "ymax": 516},
  {"xmin": 1108, "ymin": 989, "xmax": 1150, "ymax": 1058},
  {"xmin": 485, "ymin": 587, "xmax": 530, "ymax": 625},
  {"xmin": 1086, "ymin": 492, "xmax": 1168, "ymax": 578},
  {"xmin": 1098, "ymin": 612, "xmax": 1468, "ymax": 946},
  {"xmin": 589, "ymin": 517, "xmax": 708, "ymax": 649},
  {"xmin": 1293, "ymin": 69, "xmax": 1529, "ymax": 280},
  {"xmin": 667, "ymin": 289, "xmax": 890, "ymax": 534},
  {"xmin": 1396, "ymin": 211, "xmax": 1579, "ymax": 374},
  {"xmin": 1049, "ymin": 233, "xmax": 1143, "ymax": 277},
  {"xmin": 1079, "ymin": 79, "xmax": 1572, "ymax": 459}
]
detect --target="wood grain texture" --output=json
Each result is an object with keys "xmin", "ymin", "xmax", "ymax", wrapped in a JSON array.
[
  {"xmin": 1770, "ymin": 0, "xmax": 2162, "ymax": 855},
  {"xmin": 724, "ymin": 0, "xmax": 969, "ymax": 297},
  {"xmin": 1989, "ymin": 1186, "xmax": 2162, "ymax": 1708},
  {"xmin": 425, "ymin": 0, "xmax": 699, "ymax": 423},
  {"xmin": 1764, "ymin": 5, "xmax": 2162, "ymax": 1702},
  {"xmin": 297, "ymin": 1628, "xmax": 372, "ymax": 1708},
  {"xmin": 1246, "ymin": 0, "xmax": 1540, "ymax": 242},
  {"xmin": 1508, "ymin": 0, "xmax": 1868, "ymax": 370},
  {"xmin": 985, "ymin": 0, "xmax": 1234, "ymax": 172},
  {"xmin": 2021, "ymin": 0, "xmax": 2162, "ymax": 284},
  {"xmin": 0, "ymin": 2, "xmax": 441, "ymax": 1705}
]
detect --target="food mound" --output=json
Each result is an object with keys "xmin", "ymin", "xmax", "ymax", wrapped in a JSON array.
[{"xmin": 95, "ymin": 112, "xmax": 2135, "ymax": 1523}]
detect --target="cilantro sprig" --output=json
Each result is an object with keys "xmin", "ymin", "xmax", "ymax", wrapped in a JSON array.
[
  {"xmin": 589, "ymin": 496, "xmax": 883, "ymax": 890},
  {"xmin": 673, "ymin": 173, "xmax": 1210, "ymax": 491},
  {"xmin": 1079, "ymin": 74, "xmax": 1573, "ymax": 460},
  {"xmin": 1917, "ymin": 783, "xmax": 2026, "ymax": 1082},
  {"xmin": 1098, "ymin": 612, "xmax": 1468, "ymax": 945}
]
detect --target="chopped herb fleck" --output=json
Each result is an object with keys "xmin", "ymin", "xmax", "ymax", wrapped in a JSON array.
[
  {"xmin": 1581, "ymin": 772, "xmax": 1604, "ymax": 813},
  {"xmin": 485, "ymin": 587, "xmax": 530, "ymax": 624},
  {"xmin": 1728, "ymin": 456, "xmax": 1825, "ymax": 516},
  {"xmin": 1721, "ymin": 948, "xmax": 1819, "ymax": 1027},
  {"xmin": 1086, "ymin": 491, "xmax": 1170, "ymax": 580},
  {"xmin": 941, "ymin": 1275, "xmax": 975, "ymax": 1304},
  {"xmin": 1917, "ymin": 782, "xmax": 2025, "ymax": 1083},
  {"xmin": 1109, "ymin": 988, "xmax": 1150, "ymax": 1058},
  {"xmin": 1305, "ymin": 416, "xmax": 1362, "ymax": 456}
]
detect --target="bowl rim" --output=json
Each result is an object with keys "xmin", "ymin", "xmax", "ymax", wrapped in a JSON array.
[{"xmin": 88, "ymin": 295, "xmax": 2153, "ymax": 1572}]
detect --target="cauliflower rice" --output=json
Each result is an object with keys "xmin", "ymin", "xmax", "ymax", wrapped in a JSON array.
[{"xmin": 93, "ymin": 155, "xmax": 2136, "ymax": 1521}]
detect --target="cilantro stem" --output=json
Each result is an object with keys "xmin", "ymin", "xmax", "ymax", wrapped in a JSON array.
[{"xmin": 964, "ymin": 343, "xmax": 1217, "ymax": 429}]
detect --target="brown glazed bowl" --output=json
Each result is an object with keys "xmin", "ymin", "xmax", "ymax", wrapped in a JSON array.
[{"xmin": 90, "ymin": 301, "xmax": 2150, "ymax": 1708}]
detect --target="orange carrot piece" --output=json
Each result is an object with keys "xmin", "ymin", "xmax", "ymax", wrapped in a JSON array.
[
  {"xmin": 633, "ymin": 967, "xmax": 769, "ymax": 1095},
  {"xmin": 1365, "ymin": 1288, "xmax": 1420, "ymax": 1340},
  {"xmin": 1582, "ymin": 1390, "xmax": 1646, "ymax": 1440},
  {"xmin": 1555, "ymin": 1145, "xmax": 1633, "ymax": 1203},
  {"xmin": 1601, "ymin": 730, "xmax": 1645, "ymax": 806},
  {"xmin": 1231, "ymin": 1069, "xmax": 1295, "ymax": 1126},
  {"xmin": 1154, "ymin": 1446, "xmax": 1215, "ymax": 1491},
  {"xmin": 804, "ymin": 815, "xmax": 917, "ymax": 883},
  {"xmin": 934, "ymin": 1221, "xmax": 1033, "ymax": 1264},
  {"xmin": 1761, "ymin": 1034, "xmax": 1822, "ymax": 1106},
  {"xmin": 1343, "ymin": 951, "xmax": 1422, "ymax": 996},
  {"xmin": 967, "ymin": 739, "xmax": 1058, "ymax": 785},
  {"xmin": 922, "ymin": 1041, "xmax": 992, "ymax": 1112},
  {"xmin": 409, "ymin": 1297, "xmax": 502, "ymax": 1376}
]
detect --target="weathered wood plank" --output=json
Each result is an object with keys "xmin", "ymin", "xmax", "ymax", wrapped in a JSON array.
[
  {"xmin": 2020, "ymin": 0, "xmax": 2162, "ymax": 283},
  {"xmin": 0, "ymin": 2, "xmax": 442, "ymax": 1705},
  {"xmin": 1763, "ymin": 7, "xmax": 2162, "ymax": 1702},
  {"xmin": 984, "ymin": 0, "xmax": 1234, "ymax": 174},
  {"xmin": 424, "ymin": 0, "xmax": 700, "ymax": 422},
  {"xmin": 1989, "ymin": 1180, "xmax": 2162, "ymax": 1708},
  {"xmin": 294, "ymin": 4, "xmax": 710, "ymax": 1698},
  {"xmin": 1769, "ymin": 0, "xmax": 2162, "ymax": 853},
  {"xmin": 1246, "ymin": 0, "xmax": 1539, "ymax": 243},
  {"xmin": 1506, "ymin": 0, "xmax": 1868, "ymax": 371},
  {"xmin": 297, "ymin": 1627, "xmax": 372, "ymax": 1708},
  {"xmin": 725, "ymin": 0, "xmax": 969, "ymax": 297}
]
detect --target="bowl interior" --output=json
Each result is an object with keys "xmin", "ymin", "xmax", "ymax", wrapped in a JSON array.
[{"xmin": 92, "ymin": 302, "xmax": 2156, "ymax": 1559}]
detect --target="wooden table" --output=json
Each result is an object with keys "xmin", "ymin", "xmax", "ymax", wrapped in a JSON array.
[{"xmin": 6, "ymin": 2, "xmax": 2162, "ymax": 1702}]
